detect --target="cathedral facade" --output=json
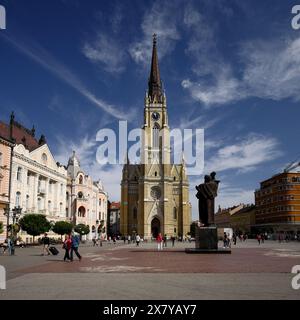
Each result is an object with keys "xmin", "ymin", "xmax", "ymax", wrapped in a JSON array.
[{"xmin": 120, "ymin": 36, "xmax": 190, "ymax": 239}]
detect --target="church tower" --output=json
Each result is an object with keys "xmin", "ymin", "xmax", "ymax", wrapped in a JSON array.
[{"xmin": 121, "ymin": 35, "xmax": 190, "ymax": 239}]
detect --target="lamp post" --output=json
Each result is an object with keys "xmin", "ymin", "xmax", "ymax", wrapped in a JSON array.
[
  {"xmin": 4, "ymin": 205, "xmax": 10, "ymax": 239},
  {"xmin": 12, "ymin": 206, "xmax": 22, "ymax": 225}
]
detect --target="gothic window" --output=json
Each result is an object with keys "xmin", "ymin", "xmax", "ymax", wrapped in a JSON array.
[
  {"xmin": 16, "ymin": 192, "xmax": 21, "ymax": 207},
  {"xmin": 151, "ymin": 186, "xmax": 161, "ymax": 200},
  {"xmin": 155, "ymin": 171, "xmax": 157, "ymax": 177},
  {"xmin": 79, "ymin": 175, "xmax": 83, "ymax": 184},
  {"xmin": 173, "ymin": 207, "xmax": 177, "ymax": 220},
  {"xmin": 152, "ymin": 123, "xmax": 160, "ymax": 149},
  {"xmin": 59, "ymin": 202, "xmax": 63, "ymax": 213},
  {"xmin": 17, "ymin": 167, "xmax": 22, "ymax": 182}
]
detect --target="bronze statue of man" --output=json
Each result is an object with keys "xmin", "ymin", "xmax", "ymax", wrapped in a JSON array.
[{"xmin": 195, "ymin": 172, "xmax": 220, "ymax": 227}]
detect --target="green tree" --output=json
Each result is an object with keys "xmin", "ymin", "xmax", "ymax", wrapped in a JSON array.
[
  {"xmin": 74, "ymin": 223, "xmax": 90, "ymax": 240},
  {"xmin": 52, "ymin": 221, "xmax": 73, "ymax": 240},
  {"xmin": 19, "ymin": 214, "xmax": 51, "ymax": 242}
]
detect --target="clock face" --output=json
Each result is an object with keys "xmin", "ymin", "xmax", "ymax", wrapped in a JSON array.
[{"xmin": 151, "ymin": 112, "xmax": 160, "ymax": 121}]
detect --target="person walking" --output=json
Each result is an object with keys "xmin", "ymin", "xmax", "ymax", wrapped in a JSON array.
[
  {"xmin": 7, "ymin": 237, "xmax": 14, "ymax": 256},
  {"xmin": 63, "ymin": 234, "xmax": 72, "ymax": 262},
  {"xmin": 163, "ymin": 234, "xmax": 167, "ymax": 247},
  {"xmin": 41, "ymin": 233, "xmax": 50, "ymax": 256},
  {"xmin": 171, "ymin": 236, "xmax": 175, "ymax": 247},
  {"xmin": 136, "ymin": 234, "xmax": 141, "ymax": 246},
  {"xmin": 223, "ymin": 232, "xmax": 228, "ymax": 248},
  {"xmin": 257, "ymin": 234, "xmax": 261, "ymax": 245},
  {"xmin": 70, "ymin": 233, "xmax": 82, "ymax": 261},
  {"xmin": 232, "ymin": 233, "xmax": 237, "ymax": 245},
  {"xmin": 128, "ymin": 235, "xmax": 131, "ymax": 244},
  {"xmin": 156, "ymin": 233, "xmax": 163, "ymax": 251}
]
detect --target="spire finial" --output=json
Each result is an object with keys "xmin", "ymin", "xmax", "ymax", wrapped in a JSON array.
[{"xmin": 148, "ymin": 34, "xmax": 163, "ymax": 103}]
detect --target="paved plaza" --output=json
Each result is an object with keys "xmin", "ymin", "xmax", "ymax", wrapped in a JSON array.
[{"xmin": 0, "ymin": 239, "xmax": 300, "ymax": 299}]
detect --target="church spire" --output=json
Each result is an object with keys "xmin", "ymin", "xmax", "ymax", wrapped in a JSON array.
[{"xmin": 148, "ymin": 34, "xmax": 163, "ymax": 103}]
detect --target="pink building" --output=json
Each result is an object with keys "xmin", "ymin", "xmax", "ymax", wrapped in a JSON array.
[{"xmin": 0, "ymin": 135, "xmax": 14, "ymax": 241}]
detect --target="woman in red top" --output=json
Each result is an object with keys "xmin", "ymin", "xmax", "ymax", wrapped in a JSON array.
[
  {"xmin": 63, "ymin": 234, "xmax": 72, "ymax": 261},
  {"xmin": 156, "ymin": 233, "xmax": 163, "ymax": 251}
]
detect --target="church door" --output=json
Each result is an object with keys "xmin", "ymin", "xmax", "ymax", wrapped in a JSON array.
[{"xmin": 151, "ymin": 218, "xmax": 160, "ymax": 238}]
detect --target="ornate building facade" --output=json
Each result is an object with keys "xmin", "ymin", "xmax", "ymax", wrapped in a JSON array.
[
  {"xmin": 0, "ymin": 135, "xmax": 14, "ymax": 242},
  {"xmin": 66, "ymin": 151, "xmax": 108, "ymax": 240},
  {"xmin": 121, "ymin": 36, "xmax": 190, "ymax": 239},
  {"xmin": 0, "ymin": 113, "xmax": 67, "ymax": 242}
]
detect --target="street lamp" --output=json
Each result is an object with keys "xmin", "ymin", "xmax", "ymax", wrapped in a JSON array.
[
  {"xmin": 12, "ymin": 206, "xmax": 22, "ymax": 224},
  {"xmin": 4, "ymin": 205, "xmax": 10, "ymax": 238}
]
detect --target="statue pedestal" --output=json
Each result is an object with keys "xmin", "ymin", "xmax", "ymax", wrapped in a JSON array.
[
  {"xmin": 196, "ymin": 226, "xmax": 218, "ymax": 250},
  {"xmin": 185, "ymin": 226, "xmax": 231, "ymax": 254}
]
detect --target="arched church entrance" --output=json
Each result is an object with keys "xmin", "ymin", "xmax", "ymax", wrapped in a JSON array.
[{"xmin": 151, "ymin": 217, "xmax": 161, "ymax": 238}]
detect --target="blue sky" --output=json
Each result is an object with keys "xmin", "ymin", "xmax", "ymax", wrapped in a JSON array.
[{"xmin": 1, "ymin": 0, "xmax": 300, "ymax": 220}]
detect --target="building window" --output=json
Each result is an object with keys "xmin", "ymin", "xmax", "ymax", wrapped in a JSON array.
[
  {"xmin": 48, "ymin": 201, "xmax": 52, "ymax": 213},
  {"xmin": 174, "ymin": 228, "xmax": 177, "ymax": 233},
  {"xmin": 37, "ymin": 198, "xmax": 42, "ymax": 211},
  {"xmin": 26, "ymin": 195, "xmax": 29, "ymax": 210},
  {"xmin": 16, "ymin": 192, "xmax": 21, "ymax": 207},
  {"xmin": 17, "ymin": 167, "xmax": 22, "ymax": 182},
  {"xmin": 60, "ymin": 184, "xmax": 63, "ymax": 195},
  {"xmin": 59, "ymin": 202, "xmax": 63, "ymax": 213},
  {"xmin": 78, "ymin": 206, "xmax": 86, "ymax": 218},
  {"xmin": 79, "ymin": 175, "xmax": 83, "ymax": 184},
  {"xmin": 173, "ymin": 207, "xmax": 177, "ymax": 220},
  {"xmin": 78, "ymin": 191, "xmax": 83, "ymax": 199},
  {"xmin": 41, "ymin": 153, "xmax": 47, "ymax": 165},
  {"xmin": 0, "ymin": 152, "xmax": 2, "ymax": 166},
  {"xmin": 99, "ymin": 199, "xmax": 102, "ymax": 206}
]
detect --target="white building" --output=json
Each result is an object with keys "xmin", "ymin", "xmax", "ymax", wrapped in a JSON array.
[
  {"xmin": 66, "ymin": 151, "xmax": 108, "ymax": 240},
  {"xmin": 0, "ymin": 114, "xmax": 67, "ymax": 242}
]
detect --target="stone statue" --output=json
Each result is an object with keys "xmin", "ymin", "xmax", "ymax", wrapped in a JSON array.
[{"xmin": 195, "ymin": 172, "xmax": 220, "ymax": 227}]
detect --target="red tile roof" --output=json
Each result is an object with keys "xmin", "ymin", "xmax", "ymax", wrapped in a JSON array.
[{"xmin": 0, "ymin": 119, "xmax": 44, "ymax": 152}]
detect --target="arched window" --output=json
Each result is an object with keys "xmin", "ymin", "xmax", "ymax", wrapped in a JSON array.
[
  {"xmin": 173, "ymin": 207, "xmax": 177, "ymax": 220},
  {"xmin": 133, "ymin": 207, "xmax": 137, "ymax": 219},
  {"xmin": 152, "ymin": 123, "xmax": 160, "ymax": 149},
  {"xmin": 59, "ymin": 202, "xmax": 63, "ymax": 213},
  {"xmin": 155, "ymin": 171, "xmax": 157, "ymax": 177},
  {"xmin": 99, "ymin": 199, "xmax": 102, "ymax": 206},
  {"xmin": 16, "ymin": 192, "xmax": 21, "ymax": 207},
  {"xmin": 78, "ymin": 206, "xmax": 86, "ymax": 217},
  {"xmin": 79, "ymin": 175, "xmax": 83, "ymax": 184},
  {"xmin": 17, "ymin": 167, "xmax": 22, "ymax": 182}
]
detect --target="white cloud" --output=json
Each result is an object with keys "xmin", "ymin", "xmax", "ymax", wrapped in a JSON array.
[
  {"xmin": 1, "ymin": 33, "xmax": 132, "ymax": 120},
  {"xmin": 83, "ymin": 33, "xmax": 126, "ymax": 74},
  {"xmin": 205, "ymin": 134, "xmax": 281, "ymax": 173},
  {"xmin": 182, "ymin": 32, "xmax": 300, "ymax": 106},
  {"xmin": 129, "ymin": 1, "xmax": 180, "ymax": 65},
  {"xmin": 215, "ymin": 187, "xmax": 254, "ymax": 209}
]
